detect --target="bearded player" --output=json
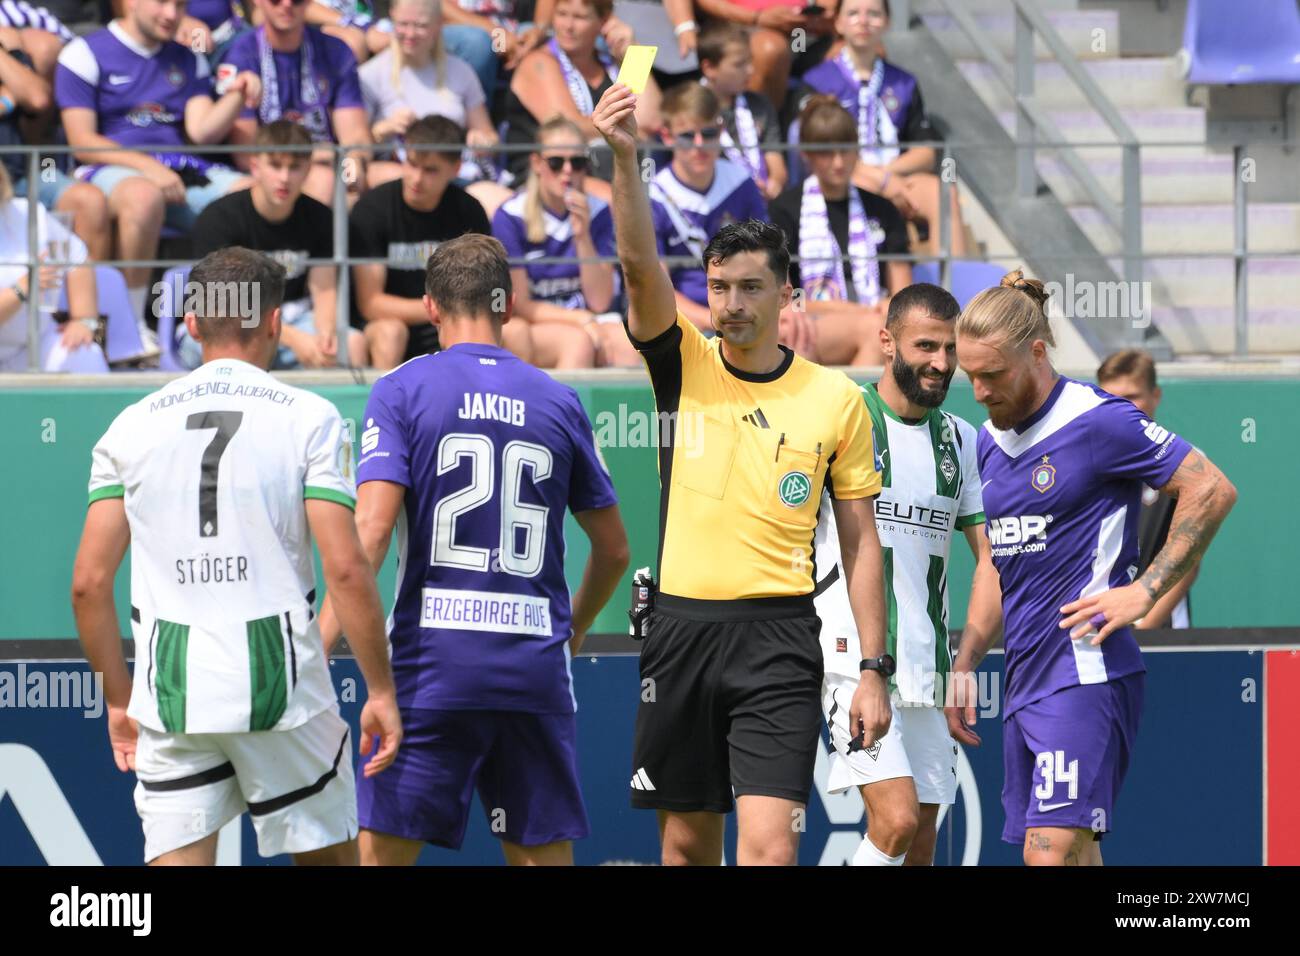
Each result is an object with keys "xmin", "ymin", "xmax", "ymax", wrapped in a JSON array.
[{"xmin": 814, "ymin": 283, "xmax": 1002, "ymax": 866}]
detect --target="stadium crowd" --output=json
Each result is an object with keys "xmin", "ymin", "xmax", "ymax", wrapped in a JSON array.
[{"xmin": 0, "ymin": 0, "xmax": 972, "ymax": 373}]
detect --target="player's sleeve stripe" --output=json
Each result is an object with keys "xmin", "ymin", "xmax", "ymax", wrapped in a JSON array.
[
  {"xmin": 88, "ymin": 484, "xmax": 125, "ymax": 504},
  {"xmin": 955, "ymin": 511, "xmax": 986, "ymax": 529},
  {"xmin": 304, "ymin": 486, "xmax": 356, "ymax": 510},
  {"xmin": 57, "ymin": 36, "xmax": 98, "ymax": 85}
]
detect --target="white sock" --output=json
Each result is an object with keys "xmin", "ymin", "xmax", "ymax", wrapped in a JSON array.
[
  {"xmin": 128, "ymin": 286, "xmax": 148, "ymax": 326},
  {"xmin": 851, "ymin": 833, "xmax": 906, "ymax": 867}
]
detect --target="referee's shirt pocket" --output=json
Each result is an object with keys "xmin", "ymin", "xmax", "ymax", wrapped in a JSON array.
[
  {"xmin": 677, "ymin": 413, "xmax": 737, "ymax": 499},
  {"xmin": 767, "ymin": 443, "xmax": 824, "ymax": 526}
]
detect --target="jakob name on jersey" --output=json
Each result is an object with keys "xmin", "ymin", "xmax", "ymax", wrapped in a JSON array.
[
  {"xmin": 357, "ymin": 344, "xmax": 617, "ymax": 714},
  {"xmin": 87, "ymin": 359, "xmax": 355, "ymax": 736},
  {"xmin": 977, "ymin": 376, "xmax": 1191, "ymax": 717}
]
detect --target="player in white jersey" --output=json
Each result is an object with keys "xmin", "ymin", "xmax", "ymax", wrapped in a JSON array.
[
  {"xmin": 813, "ymin": 284, "xmax": 1002, "ymax": 865},
  {"xmin": 72, "ymin": 248, "xmax": 402, "ymax": 865}
]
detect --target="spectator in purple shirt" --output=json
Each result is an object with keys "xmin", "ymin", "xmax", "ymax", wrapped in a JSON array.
[
  {"xmin": 220, "ymin": 0, "xmax": 373, "ymax": 207},
  {"xmin": 1, "ymin": 26, "xmax": 110, "ymax": 260},
  {"xmin": 56, "ymin": 0, "xmax": 258, "ymax": 333}
]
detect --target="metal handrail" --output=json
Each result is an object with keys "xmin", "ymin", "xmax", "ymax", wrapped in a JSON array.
[
  {"xmin": 3, "ymin": 128, "xmax": 1286, "ymax": 369},
  {"xmin": 926, "ymin": 0, "xmax": 1144, "ymax": 287}
]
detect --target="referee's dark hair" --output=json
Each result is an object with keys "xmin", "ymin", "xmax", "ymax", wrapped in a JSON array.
[
  {"xmin": 886, "ymin": 282, "xmax": 960, "ymax": 330},
  {"xmin": 702, "ymin": 220, "xmax": 790, "ymax": 285}
]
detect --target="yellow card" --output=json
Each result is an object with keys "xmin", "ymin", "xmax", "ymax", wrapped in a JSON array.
[{"xmin": 616, "ymin": 45, "xmax": 658, "ymax": 95}]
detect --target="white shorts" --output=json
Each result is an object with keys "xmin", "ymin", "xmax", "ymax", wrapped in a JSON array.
[
  {"xmin": 822, "ymin": 674, "xmax": 958, "ymax": 805},
  {"xmin": 133, "ymin": 707, "xmax": 356, "ymax": 863}
]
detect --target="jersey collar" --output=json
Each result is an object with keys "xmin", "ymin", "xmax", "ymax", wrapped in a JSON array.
[
  {"xmin": 1012, "ymin": 373, "xmax": 1068, "ymax": 435},
  {"xmin": 867, "ymin": 382, "xmax": 935, "ymax": 427},
  {"xmin": 109, "ymin": 20, "xmax": 163, "ymax": 59},
  {"xmin": 719, "ymin": 343, "xmax": 794, "ymax": 383}
]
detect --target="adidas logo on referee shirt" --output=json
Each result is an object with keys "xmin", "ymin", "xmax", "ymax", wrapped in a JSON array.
[
  {"xmin": 741, "ymin": 407, "xmax": 770, "ymax": 428},
  {"xmin": 630, "ymin": 768, "xmax": 656, "ymax": 791}
]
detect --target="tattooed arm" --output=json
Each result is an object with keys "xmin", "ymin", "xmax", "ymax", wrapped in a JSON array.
[
  {"xmin": 1136, "ymin": 449, "xmax": 1235, "ymax": 604},
  {"xmin": 1059, "ymin": 449, "xmax": 1237, "ymax": 643}
]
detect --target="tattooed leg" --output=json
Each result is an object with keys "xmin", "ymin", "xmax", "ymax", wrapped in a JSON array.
[{"xmin": 1024, "ymin": 827, "xmax": 1095, "ymax": 866}]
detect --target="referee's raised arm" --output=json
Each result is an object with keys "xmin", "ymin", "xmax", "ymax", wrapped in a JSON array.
[{"xmin": 593, "ymin": 84, "xmax": 677, "ymax": 342}]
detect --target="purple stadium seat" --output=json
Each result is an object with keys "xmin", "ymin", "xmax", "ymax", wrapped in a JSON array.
[
  {"xmin": 1182, "ymin": 0, "xmax": 1300, "ymax": 84},
  {"xmin": 911, "ymin": 260, "xmax": 1007, "ymax": 308},
  {"xmin": 42, "ymin": 330, "xmax": 110, "ymax": 373},
  {"xmin": 55, "ymin": 265, "xmax": 151, "ymax": 367},
  {"xmin": 155, "ymin": 266, "xmax": 191, "ymax": 372}
]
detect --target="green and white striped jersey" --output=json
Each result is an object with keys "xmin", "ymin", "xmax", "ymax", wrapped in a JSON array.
[
  {"xmin": 87, "ymin": 359, "xmax": 355, "ymax": 735},
  {"xmin": 814, "ymin": 384, "xmax": 985, "ymax": 705}
]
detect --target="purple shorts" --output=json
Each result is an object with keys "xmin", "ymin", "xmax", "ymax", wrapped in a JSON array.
[
  {"xmin": 357, "ymin": 708, "xmax": 589, "ymax": 850},
  {"xmin": 1001, "ymin": 672, "xmax": 1144, "ymax": 844}
]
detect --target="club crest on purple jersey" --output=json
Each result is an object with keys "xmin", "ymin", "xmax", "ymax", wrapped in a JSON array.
[
  {"xmin": 1031, "ymin": 455, "xmax": 1056, "ymax": 493},
  {"xmin": 167, "ymin": 65, "xmax": 185, "ymax": 86}
]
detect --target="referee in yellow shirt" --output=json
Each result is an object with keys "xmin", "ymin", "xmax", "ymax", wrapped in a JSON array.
[{"xmin": 594, "ymin": 84, "xmax": 891, "ymax": 866}]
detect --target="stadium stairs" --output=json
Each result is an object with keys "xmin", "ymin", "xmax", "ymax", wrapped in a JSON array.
[{"xmin": 895, "ymin": 0, "xmax": 1300, "ymax": 363}]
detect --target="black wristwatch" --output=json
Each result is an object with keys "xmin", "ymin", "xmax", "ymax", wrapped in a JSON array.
[{"xmin": 860, "ymin": 654, "xmax": 896, "ymax": 677}]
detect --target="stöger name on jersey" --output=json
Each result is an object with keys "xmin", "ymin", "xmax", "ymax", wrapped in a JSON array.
[
  {"xmin": 458, "ymin": 392, "xmax": 526, "ymax": 426},
  {"xmin": 176, "ymin": 553, "xmax": 250, "ymax": 585}
]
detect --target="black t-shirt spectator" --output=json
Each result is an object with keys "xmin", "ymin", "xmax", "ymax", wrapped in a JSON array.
[
  {"xmin": 193, "ymin": 189, "xmax": 334, "ymax": 303},
  {"xmin": 770, "ymin": 184, "xmax": 910, "ymax": 300},
  {"xmin": 349, "ymin": 179, "xmax": 491, "ymax": 298},
  {"xmin": 348, "ymin": 178, "xmax": 491, "ymax": 354}
]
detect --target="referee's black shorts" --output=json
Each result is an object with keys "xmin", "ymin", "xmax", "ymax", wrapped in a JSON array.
[{"xmin": 630, "ymin": 595, "xmax": 824, "ymax": 813}]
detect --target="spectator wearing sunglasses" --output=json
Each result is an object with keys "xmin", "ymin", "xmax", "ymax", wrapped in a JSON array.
[
  {"xmin": 503, "ymin": 0, "xmax": 659, "ymax": 192},
  {"xmin": 649, "ymin": 82, "xmax": 766, "ymax": 333},
  {"xmin": 492, "ymin": 116, "xmax": 635, "ymax": 369},
  {"xmin": 219, "ymin": 0, "xmax": 373, "ymax": 207}
]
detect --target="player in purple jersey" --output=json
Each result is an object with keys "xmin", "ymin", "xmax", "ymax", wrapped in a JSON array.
[
  {"xmin": 319, "ymin": 234, "xmax": 630, "ymax": 865},
  {"xmin": 219, "ymin": 0, "xmax": 372, "ymax": 208},
  {"xmin": 949, "ymin": 270, "xmax": 1237, "ymax": 865},
  {"xmin": 56, "ymin": 0, "xmax": 257, "ymax": 334},
  {"xmin": 649, "ymin": 82, "xmax": 768, "ymax": 334}
]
